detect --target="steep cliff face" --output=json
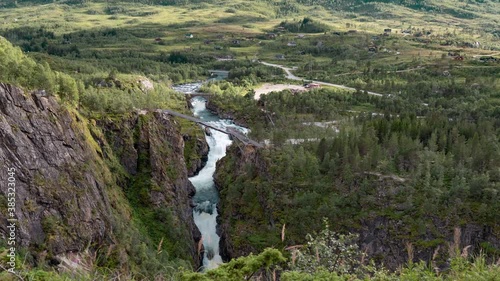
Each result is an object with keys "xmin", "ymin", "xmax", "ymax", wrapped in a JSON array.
[
  {"xmin": 215, "ymin": 145, "xmax": 500, "ymax": 270},
  {"xmin": 97, "ymin": 111, "xmax": 203, "ymax": 264},
  {"xmin": 0, "ymin": 83, "xmax": 205, "ymax": 270},
  {"xmin": 215, "ymin": 145, "xmax": 269, "ymax": 262},
  {"xmin": 0, "ymin": 83, "xmax": 114, "ymax": 262},
  {"xmin": 184, "ymin": 134, "xmax": 209, "ymax": 177}
]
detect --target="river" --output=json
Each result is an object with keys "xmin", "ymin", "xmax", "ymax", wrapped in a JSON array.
[{"xmin": 172, "ymin": 83, "xmax": 247, "ymax": 270}]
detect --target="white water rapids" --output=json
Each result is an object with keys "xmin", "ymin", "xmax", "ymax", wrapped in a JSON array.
[{"xmin": 173, "ymin": 83, "xmax": 247, "ymax": 270}]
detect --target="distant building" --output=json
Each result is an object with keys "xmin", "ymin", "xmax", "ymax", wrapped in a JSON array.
[
  {"xmin": 215, "ymin": 55, "xmax": 234, "ymax": 61},
  {"xmin": 305, "ymin": 83, "xmax": 321, "ymax": 89},
  {"xmin": 267, "ymin": 33, "xmax": 277, "ymax": 39},
  {"xmin": 401, "ymin": 30, "xmax": 412, "ymax": 36},
  {"xmin": 185, "ymin": 33, "xmax": 193, "ymax": 39},
  {"xmin": 275, "ymin": 54, "xmax": 285, "ymax": 60},
  {"xmin": 287, "ymin": 41, "xmax": 297, "ymax": 47}
]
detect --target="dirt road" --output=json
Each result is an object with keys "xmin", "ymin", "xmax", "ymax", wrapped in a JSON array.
[{"xmin": 260, "ymin": 61, "xmax": 384, "ymax": 97}]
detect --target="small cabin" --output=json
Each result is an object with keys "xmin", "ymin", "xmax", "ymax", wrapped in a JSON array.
[
  {"xmin": 305, "ymin": 83, "xmax": 321, "ymax": 89},
  {"xmin": 185, "ymin": 33, "xmax": 193, "ymax": 39},
  {"xmin": 215, "ymin": 55, "xmax": 234, "ymax": 61}
]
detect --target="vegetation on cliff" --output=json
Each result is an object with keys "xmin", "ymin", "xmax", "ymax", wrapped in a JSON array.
[
  {"xmin": 0, "ymin": 0, "xmax": 499, "ymax": 279},
  {"xmin": 214, "ymin": 91, "xmax": 500, "ymax": 266},
  {"xmin": 0, "ymin": 37, "xmax": 203, "ymax": 279},
  {"xmin": 183, "ymin": 223, "xmax": 500, "ymax": 281}
]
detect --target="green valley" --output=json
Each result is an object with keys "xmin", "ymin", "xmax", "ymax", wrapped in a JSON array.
[{"xmin": 0, "ymin": 0, "xmax": 499, "ymax": 280}]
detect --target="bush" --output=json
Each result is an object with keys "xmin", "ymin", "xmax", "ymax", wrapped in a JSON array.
[{"xmin": 289, "ymin": 219, "xmax": 362, "ymax": 275}]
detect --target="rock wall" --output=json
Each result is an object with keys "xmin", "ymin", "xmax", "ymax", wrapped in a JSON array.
[
  {"xmin": 184, "ymin": 134, "xmax": 209, "ymax": 177},
  {"xmin": 0, "ymin": 83, "xmax": 206, "ymax": 269},
  {"xmin": 215, "ymin": 145, "xmax": 268, "ymax": 262},
  {"xmin": 97, "ymin": 110, "xmax": 205, "ymax": 267},
  {"xmin": 0, "ymin": 83, "xmax": 113, "ymax": 262}
]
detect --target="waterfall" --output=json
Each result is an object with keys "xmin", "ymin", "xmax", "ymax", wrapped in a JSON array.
[{"xmin": 173, "ymin": 83, "xmax": 247, "ymax": 270}]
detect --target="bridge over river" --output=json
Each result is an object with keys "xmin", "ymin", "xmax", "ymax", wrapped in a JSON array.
[
  {"xmin": 164, "ymin": 109, "xmax": 264, "ymax": 148},
  {"xmin": 184, "ymin": 92, "xmax": 212, "ymax": 99}
]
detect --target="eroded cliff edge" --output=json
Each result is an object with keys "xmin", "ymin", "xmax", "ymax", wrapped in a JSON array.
[{"xmin": 0, "ymin": 83, "xmax": 206, "ymax": 271}]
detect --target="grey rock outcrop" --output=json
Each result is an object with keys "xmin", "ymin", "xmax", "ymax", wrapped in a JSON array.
[
  {"xmin": 0, "ymin": 83, "xmax": 204, "ymax": 269},
  {"xmin": 97, "ymin": 110, "xmax": 203, "ymax": 267},
  {"xmin": 0, "ymin": 83, "xmax": 112, "ymax": 260}
]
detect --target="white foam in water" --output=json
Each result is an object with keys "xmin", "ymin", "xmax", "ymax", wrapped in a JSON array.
[
  {"xmin": 175, "ymin": 84, "xmax": 248, "ymax": 271},
  {"xmin": 190, "ymin": 110, "xmax": 232, "ymax": 270}
]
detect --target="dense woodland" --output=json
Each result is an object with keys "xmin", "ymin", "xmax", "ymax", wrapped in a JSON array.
[
  {"xmin": 1, "ymin": 0, "xmax": 500, "ymax": 279},
  {"xmin": 216, "ymin": 107, "xmax": 500, "ymax": 248}
]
